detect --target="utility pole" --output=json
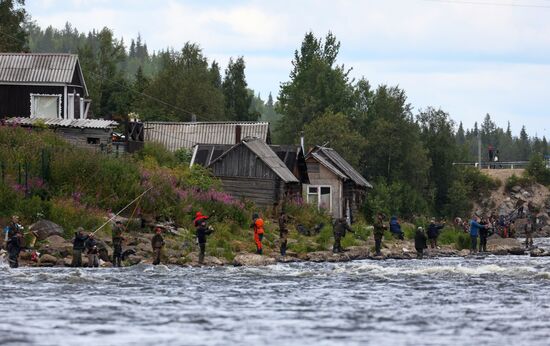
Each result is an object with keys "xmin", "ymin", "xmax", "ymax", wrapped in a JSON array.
[{"xmin": 478, "ymin": 131, "xmax": 482, "ymax": 169}]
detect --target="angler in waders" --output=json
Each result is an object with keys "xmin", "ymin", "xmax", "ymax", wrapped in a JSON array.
[
  {"xmin": 251, "ymin": 213, "xmax": 265, "ymax": 255},
  {"xmin": 151, "ymin": 227, "xmax": 165, "ymax": 265},
  {"xmin": 279, "ymin": 211, "xmax": 289, "ymax": 256},
  {"xmin": 72, "ymin": 227, "xmax": 88, "ymax": 267},
  {"xmin": 373, "ymin": 213, "xmax": 387, "ymax": 256},
  {"xmin": 414, "ymin": 227, "xmax": 428, "ymax": 259},
  {"xmin": 7, "ymin": 231, "xmax": 24, "ymax": 268},
  {"xmin": 4, "ymin": 215, "xmax": 23, "ymax": 249},
  {"xmin": 85, "ymin": 234, "xmax": 100, "ymax": 268},
  {"xmin": 524, "ymin": 218, "xmax": 534, "ymax": 249},
  {"xmin": 195, "ymin": 218, "xmax": 213, "ymax": 264},
  {"xmin": 333, "ymin": 218, "xmax": 354, "ymax": 253},
  {"xmin": 112, "ymin": 221, "xmax": 125, "ymax": 267}
]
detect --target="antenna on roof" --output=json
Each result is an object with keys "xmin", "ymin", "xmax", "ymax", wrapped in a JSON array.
[{"xmin": 191, "ymin": 114, "xmax": 197, "ymax": 122}]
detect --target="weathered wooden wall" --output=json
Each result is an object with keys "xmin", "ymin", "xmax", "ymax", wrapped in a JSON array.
[
  {"xmin": 210, "ymin": 145, "xmax": 278, "ymax": 180},
  {"xmin": 55, "ymin": 127, "xmax": 112, "ymax": 150},
  {"xmin": 304, "ymin": 158, "xmax": 343, "ymax": 219},
  {"xmin": 219, "ymin": 177, "xmax": 277, "ymax": 208}
]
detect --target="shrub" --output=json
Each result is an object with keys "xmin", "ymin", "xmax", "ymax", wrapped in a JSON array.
[
  {"xmin": 526, "ymin": 153, "xmax": 550, "ymax": 185},
  {"xmin": 505, "ymin": 174, "xmax": 534, "ymax": 192},
  {"xmin": 48, "ymin": 198, "xmax": 105, "ymax": 237}
]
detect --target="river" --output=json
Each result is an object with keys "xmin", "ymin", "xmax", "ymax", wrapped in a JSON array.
[{"xmin": 1, "ymin": 245, "xmax": 550, "ymax": 346}]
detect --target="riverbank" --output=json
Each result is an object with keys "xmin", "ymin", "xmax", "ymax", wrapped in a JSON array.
[{"xmin": 2, "ymin": 231, "xmax": 529, "ymax": 268}]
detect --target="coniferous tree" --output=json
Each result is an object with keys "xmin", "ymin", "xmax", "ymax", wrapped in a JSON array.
[
  {"xmin": 222, "ymin": 57, "xmax": 256, "ymax": 121},
  {"xmin": 0, "ymin": 0, "xmax": 27, "ymax": 52}
]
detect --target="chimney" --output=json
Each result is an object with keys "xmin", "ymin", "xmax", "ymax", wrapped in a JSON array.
[{"xmin": 300, "ymin": 131, "xmax": 305, "ymax": 153}]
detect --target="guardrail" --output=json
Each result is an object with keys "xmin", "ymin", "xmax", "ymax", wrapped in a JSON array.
[{"xmin": 452, "ymin": 161, "xmax": 529, "ymax": 169}]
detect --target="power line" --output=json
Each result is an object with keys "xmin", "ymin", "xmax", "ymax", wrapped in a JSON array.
[{"xmin": 422, "ymin": 0, "xmax": 550, "ymax": 8}]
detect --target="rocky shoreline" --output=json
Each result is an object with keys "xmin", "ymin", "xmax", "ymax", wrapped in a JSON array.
[{"xmin": 1, "ymin": 232, "xmax": 536, "ymax": 268}]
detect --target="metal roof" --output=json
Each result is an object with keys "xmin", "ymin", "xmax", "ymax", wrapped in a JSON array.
[
  {"xmin": 5, "ymin": 117, "xmax": 118, "ymax": 129},
  {"xmin": 309, "ymin": 146, "xmax": 372, "ymax": 188},
  {"xmin": 208, "ymin": 138, "xmax": 299, "ymax": 183},
  {"xmin": 144, "ymin": 121, "xmax": 271, "ymax": 151}
]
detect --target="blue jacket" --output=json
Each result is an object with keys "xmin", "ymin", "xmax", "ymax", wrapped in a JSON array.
[
  {"xmin": 469, "ymin": 220, "xmax": 485, "ymax": 237},
  {"xmin": 389, "ymin": 216, "xmax": 402, "ymax": 234}
]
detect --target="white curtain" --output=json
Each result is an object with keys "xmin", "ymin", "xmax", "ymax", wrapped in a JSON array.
[{"xmin": 32, "ymin": 95, "xmax": 59, "ymax": 118}]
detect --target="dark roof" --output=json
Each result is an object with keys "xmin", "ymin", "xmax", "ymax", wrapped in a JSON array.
[
  {"xmin": 5, "ymin": 117, "xmax": 118, "ymax": 129},
  {"xmin": 207, "ymin": 138, "xmax": 299, "ymax": 183},
  {"xmin": 144, "ymin": 121, "xmax": 271, "ymax": 151},
  {"xmin": 308, "ymin": 146, "xmax": 372, "ymax": 188},
  {"xmin": 0, "ymin": 53, "xmax": 88, "ymax": 95}
]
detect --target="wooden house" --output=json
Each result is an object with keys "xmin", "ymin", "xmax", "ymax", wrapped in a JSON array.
[
  {"xmin": 305, "ymin": 146, "xmax": 372, "ymax": 222},
  {"xmin": 0, "ymin": 53, "xmax": 91, "ymax": 120},
  {"xmin": 144, "ymin": 121, "xmax": 271, "ymax": 151},
  {"xmin": 190, "ymin": 143, "xmax": 309, "ymax": 185},
  {"xmin": 205, "ymin": 137, "xmax": 301, "ymax": 208}
]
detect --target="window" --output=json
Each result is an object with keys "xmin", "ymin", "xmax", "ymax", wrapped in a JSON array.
[
  {"xmin": 306, "ymin": 185, "xmax": 332, "ymax": 212},
  {"xmin": 87, "ymin": 137, "xmax": 100, "ymax": 145},
  {"xmin": 30, "ymin": 94, "xmax": 61, "ymax": 119}
]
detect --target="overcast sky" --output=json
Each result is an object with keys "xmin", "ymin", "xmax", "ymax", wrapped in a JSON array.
[{"xmin": 28, "ymin": 0, "xmax": 550, "ymax": 137}]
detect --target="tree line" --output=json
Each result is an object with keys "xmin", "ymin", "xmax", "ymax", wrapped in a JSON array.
[{"xmin": 1, "ymin": 1, "xmax": 549, "ymax": 219}]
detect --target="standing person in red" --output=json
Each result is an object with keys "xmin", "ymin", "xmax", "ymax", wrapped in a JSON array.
[{"xmin": 251, "ymin": 213, "xmax": 265, "ymax": 255}]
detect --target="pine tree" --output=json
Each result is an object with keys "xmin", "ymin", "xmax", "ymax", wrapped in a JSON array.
[
  {"xmin": 222, "ymin": 57, "xmax": 255, "ymax": 121},
  {"xmin": 0, "ymin": 0, "xmax": 28, "ymax": 52}
]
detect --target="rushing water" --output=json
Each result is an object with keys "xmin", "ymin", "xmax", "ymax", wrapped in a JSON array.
[{"xmin": 2, "ymin": 248, "xmax": 550, "ymax": 346}]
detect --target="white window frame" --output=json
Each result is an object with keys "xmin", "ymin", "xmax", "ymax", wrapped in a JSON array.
[
  {"xmin": 30, "ymin": 93, "xmax": 62, "ymax": 119},
  {"xmin": 306, "ymin": 185, "xmax": 332, "ymax": 212}
]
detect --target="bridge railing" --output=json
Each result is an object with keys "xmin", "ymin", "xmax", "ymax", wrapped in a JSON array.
[{"xmin": 452, "ymin": 161, "xmax": 530, "ymax": 169}]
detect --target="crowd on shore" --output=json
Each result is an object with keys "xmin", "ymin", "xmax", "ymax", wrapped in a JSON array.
[{"xmin": 2, "ymin": 206, "xmax": 539, "ymax": 268}]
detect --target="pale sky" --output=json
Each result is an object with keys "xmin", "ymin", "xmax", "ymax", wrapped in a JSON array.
[{"xmin": 27, "ymin": 0, "xmax": 550, "ymax": 137}]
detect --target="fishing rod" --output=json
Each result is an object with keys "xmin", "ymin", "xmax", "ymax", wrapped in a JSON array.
[{"xmin": 91, "ymin": 187, "xmax": 153, "ymax": 235}]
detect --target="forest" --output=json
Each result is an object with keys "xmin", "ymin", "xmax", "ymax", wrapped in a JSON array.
[{"xmin": 1, "ymin": 0, "xmax": 549, "ymax": 220}]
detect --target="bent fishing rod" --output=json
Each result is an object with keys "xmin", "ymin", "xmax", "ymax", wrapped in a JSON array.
[{"xmin": 91, "ymin": 187, "xmax": 153, "ymax": 235}]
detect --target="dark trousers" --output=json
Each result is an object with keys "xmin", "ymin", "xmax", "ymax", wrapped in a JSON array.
[
  {"xmin": 416, "ymin": 248, "xmax": 424, "ymax": 259},
  {"xmin": 113, "ymin": 243, "xmax": 122, "ymax": 267},
  {"xmin": 199, "ymin": 243, "xmax": 206, "ymax": 264},
  {"xmin": 470, "ymin": 235, "xmax": 478, "ymax": 252},
  {"xmin": 72, "ymin": 249, "xmax": 83, "ymax": 267},
  {"xmin": 8, "ymin": 250, "xmax": 19, "ymax": 268},
  {"xmin": 525, "ymin": 233, "xmax": 533, "ymax": 248},
  {"xmin": 280, "ymin": 240, "xmax": 287, "ymax": 256},
  {"xmin": 375, "ymin": 238, "xmax": 382, "ymax": 255},
  {"xmin": 153, "ymin": 247, "xmax": 162, "ymax": 265},
  {"xmin": 333, "ymin": 235, "xmax": 342, "ymax": 253},
  {"xmin": 479, "ymin": 236, "xmax": 487, "ymax": 252},
  {"xmin": 429, "ymin": 237, "xmax": 437, "ymax": 249}
]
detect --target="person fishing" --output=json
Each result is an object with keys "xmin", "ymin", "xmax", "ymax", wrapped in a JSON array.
[
  {"xmin": 112, "ymin": 221, "xmax": 125, "ymax": 267},
  {"xmin": 279, "ymin": 211, "xmax": 289, "ymax": 256},
  {"xmin": 7, "ymin": 231, "xmax": 24, "ymax": 268},
  {"xmin": 469, "ymin": 216, "xmax": 487, "ymax": 254},
  {"xmin": 194, "ymin": 211, "xmax": 209, "ymax": 227},
  {"xmin": 195, "ymin": 217, "xmax": 213, "ymax": 264},
  {"xmin": 72, "ymin": 227, "xmax": 89, "ymax": 267},
  {"xmin": 414, "ymin": 227, "xmax": 428, "ymax": 259},
  {"xmin": 524, "ymin": 218, "xmax": 534, "ymax": 249},
  {"xmin": 373, "ymin": 213, "xmax": 387, "ymax": 256},
  {"xmin": 251, "ymin": 213, "xmax": 265, "ymax": 255},
  {"xmin": 479, "ymin": 217, "xmax": 490, "ymax": 252},
  {"xmin": 427, "ymin": 219, "xmax": 445, "ymax": 249},
  {"xmin": 85, "ymin": 234, "xmax": 99, "ymax": 268},
  {"xmin": 333, "ymin": 217, "xmax": 354, "ymax": 253},
  {"xmin": 151, "ymin": 227, "xmax": 165, "ymax": 265},
  {"xmin": 389, "ymin": 216, "xmax": 404, "ymax": 240}
]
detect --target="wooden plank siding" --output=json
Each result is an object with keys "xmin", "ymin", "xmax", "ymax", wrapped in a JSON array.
[
  {"xmin": 209, "ymin": 144, "xmax": 278, "ymax": 180},
  {"xmin": 54, "ymin": 127, "xmax": 112, "ymax": 151}
]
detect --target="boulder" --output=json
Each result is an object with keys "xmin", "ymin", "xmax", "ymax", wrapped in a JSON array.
[
  {"xmin": 530, "ymin": 248, "xmax": 550, "ymax": 257},
  {"xmin": 41, "ymin": 235, "xmax": 72, "ymax": 257},
  {"xmin": 233, "ymin": 253, "xmax": 276, "ymax": 266},
  {"xmin": 30, "ymin": 220, "xmax": 64, "ymax": 241},
  {"xmin": 39, "ymin": 254, "xmax": 58, "ymax": 265},
  {"xmin": 511, "ymin": 185, "xmax": 521, "ymax": 193},
  {"xmin": 126, "ymin": 255, "xmax": 142, "ymax": 265}
]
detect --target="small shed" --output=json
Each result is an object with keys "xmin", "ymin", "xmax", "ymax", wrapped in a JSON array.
[
  {"xmin": 144, "ymin": 121, "xmax": 271, "ymax": 152},
  {"xmin": 305, "ymin": 146, "xmax": 372, "ymax": 222},
  {"xmin": 0, "ymin": 53, "xmax": 91, "ymax": 119},
  {"xmin": 206, "ymin": 137, "xmax": 300, "ymax": 208},
  {"xmin": 4, "ymin": 117, "xmax": 118, "ymax": 151}
]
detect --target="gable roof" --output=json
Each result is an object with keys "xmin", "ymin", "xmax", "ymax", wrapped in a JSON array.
[
  {"xmin": 308, "ymin": 146, "xmax": 372, "ymax": 188},
  {"xmin": 144, "ymin": 121, "xmax": 271, "ymax": 151},
  {"xmin": 0, "ymin": 53, "xmax": 88, "ymax": 95},
  {"xmin": 207, "ymin": 137, "xmax": 299, "ymax": 183}
]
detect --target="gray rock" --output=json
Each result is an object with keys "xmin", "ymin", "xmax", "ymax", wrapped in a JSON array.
[
  {"xmin": 233, "ymin": 254, "xmax": 276, "ymax": 266},
  {"xmin": 30, "ymin": 220, "xmax": 64, "ymax": 241},
  {"xmin": 522, "ymin": 191, "xmax": 531, "ymax": 198},
  {"xmin": 511, "ymin": 185, "xmax": 522, "ymax": 193},
  {"xmin": 39, "ymin": 254, "xmax": 58, "ymax": 265}
]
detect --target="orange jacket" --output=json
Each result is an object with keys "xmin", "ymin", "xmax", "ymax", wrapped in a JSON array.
[{"xmin": 254, "ymin": 218, "xmax": 265, "ymax": 235}]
